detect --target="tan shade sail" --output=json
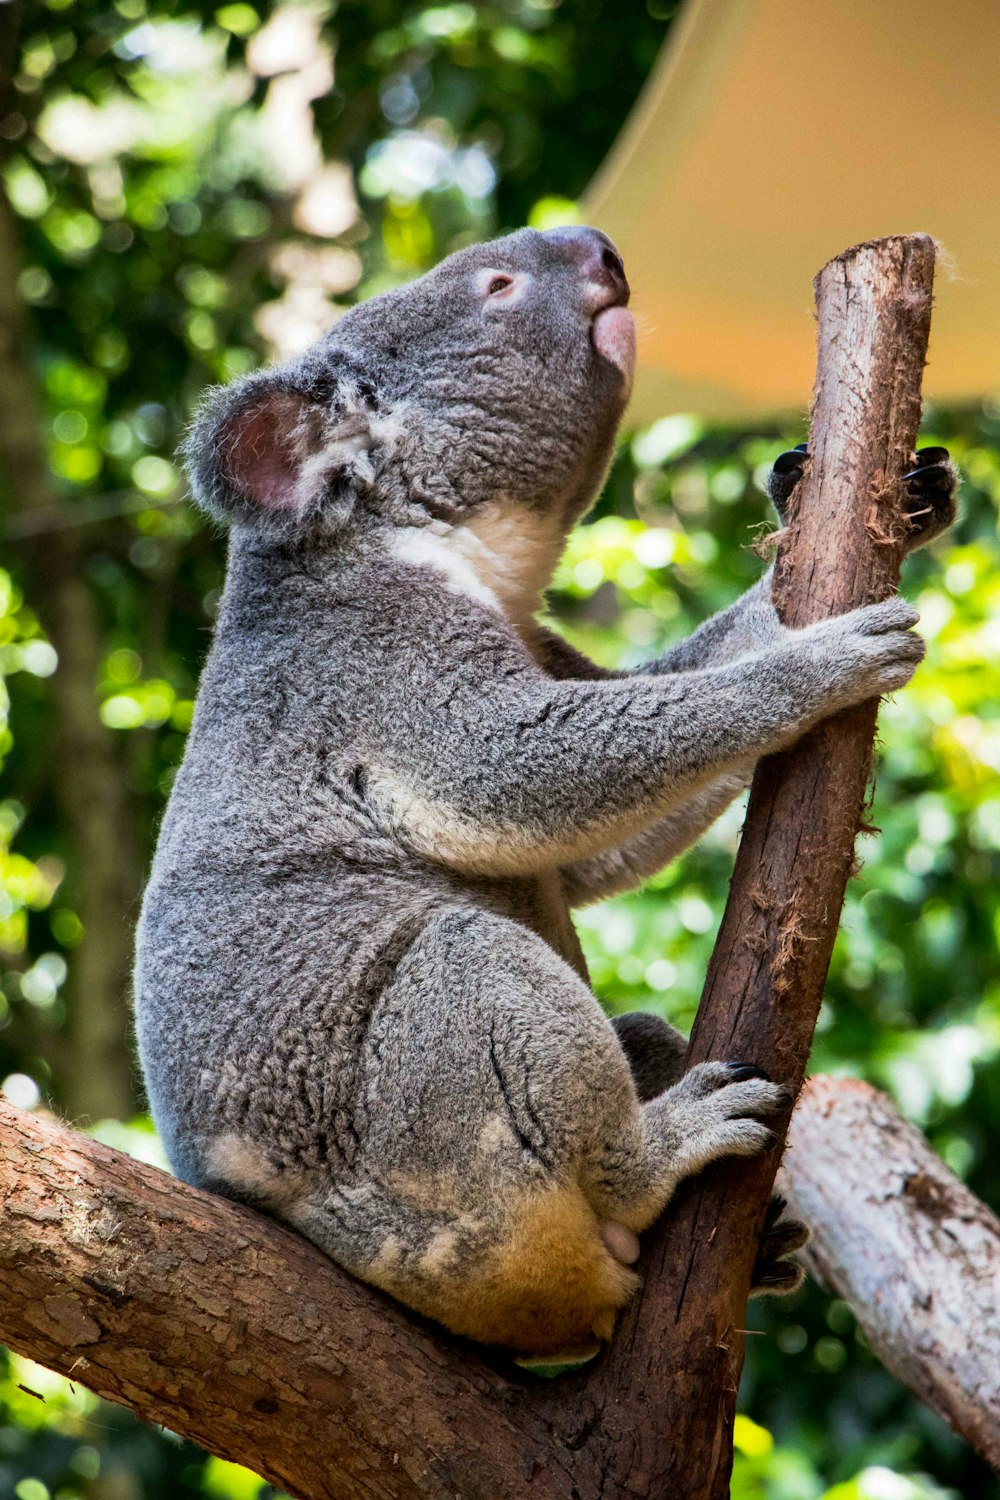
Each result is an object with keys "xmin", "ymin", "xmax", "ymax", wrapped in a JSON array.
[{"xmin": 586, "ymin": 0, "xmax": 1000, "ymax": 424}]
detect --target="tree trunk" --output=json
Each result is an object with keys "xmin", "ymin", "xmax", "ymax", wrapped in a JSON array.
[
  {"xmin": 568, "ymin": 235, "xmax": 937, "ymax": 1498},
  {"xmin": 0, "ymin": 1097, "xmax": 583, "ymax": 1500},
  {"xmin": 0, "ymin": 238, "xmax": 942, "ymax": 1499},
  {"xmin": 782, "ymin": 1075, "xmax": 1000, "ymax": 1473},
  {"xmin": 0, "ymin": 183, "xmax": 141, "ymax": 1120}
]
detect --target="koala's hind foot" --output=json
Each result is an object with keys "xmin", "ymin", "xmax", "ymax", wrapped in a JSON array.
[
  {"xmin": 751, "ymin": 1193, "xmax": 809, "ymax": 1296},
  {"xmin": 612, "ymin": 1010, "xmax": 687, "ymax": 1101},
  {"xmin": 768, "ymin": 442, "xmax": 957, "ymax": 550},
  {"xmin": 586, "ymin": 1060, "xmax": 793, "ymax": 1242},
  {"xmin": 610, "ymin": 1018, "xmax": 804, "ymax": 1290},
  {"xmin": 638, "ymin": 1061, "xmax": 791, "ymax": 1191}
]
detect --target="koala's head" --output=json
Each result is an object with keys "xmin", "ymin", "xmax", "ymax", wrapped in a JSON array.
[{"xmin": 184, "ymin": 226, "xmax": 633, "ymax": 542}]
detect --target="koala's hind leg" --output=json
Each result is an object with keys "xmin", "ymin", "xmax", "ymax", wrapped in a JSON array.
[
  {"xmin": 252, "ymin": 907, "xmax": 789, "ymax": 1361},
  {"xmin": 581, "ymin": 1058, "xmax": 792, "ymax": 1237},
  {"xmin": 331, "ymin": 905, "xmax": 652, "ymax": 1360}
]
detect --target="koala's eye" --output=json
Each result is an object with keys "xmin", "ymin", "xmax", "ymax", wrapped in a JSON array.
[{"xmin": 476, "ymin": 268, "xmax": 526, "ymax": 306}]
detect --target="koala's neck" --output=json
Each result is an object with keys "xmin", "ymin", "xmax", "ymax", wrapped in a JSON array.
[{"xmin": 389, "ymin": 501, "xmax": 569, "ymax": 636}]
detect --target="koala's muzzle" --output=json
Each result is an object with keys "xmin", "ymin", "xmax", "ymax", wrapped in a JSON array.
[
  {"xmin": 541, "ymin": 225, "xmax": 630, "ymax": 308},
  {"xmin": 542, "ymin": 225, "xmax": 635, "ymax": 387}
]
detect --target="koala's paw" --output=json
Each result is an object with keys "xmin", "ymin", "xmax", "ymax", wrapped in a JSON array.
[
  {"xmin": 659, "ymin": 1061, "xmax": 793, "ymax": 1180},
  {"xmin": 902, "ymin": 446, "xmax": 958, "ymax": 550},
  {"xmin": 805, "ymin": 595, "xmax": 925, "ymax": 706},
  {"xmin": 750, "ymin": 1193, "xmax": 809, "ymax": 1297},
  {"xmin": 767, "ymin": 443, "xmax": 808, "ymax": 522},
  {"xmin": 613, "ymin": 1011, "xmax": 687, "ymax": 1102},
  {"xmin": 768, "ymin": 442, "xmax": 958, "ymax": 549}
]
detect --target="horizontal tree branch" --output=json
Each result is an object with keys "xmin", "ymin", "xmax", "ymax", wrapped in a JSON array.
[
  {"xmin": 0, "ymin": 1098, "xmax": 582, "ymax": 1500},
  {"xmin": 782, "ymin": 1075, "xmax": 1000, "ymax": 1473},
  {"xmin": 8, "ymin": 1078, "xmax": 999, "ymax": 1498}
]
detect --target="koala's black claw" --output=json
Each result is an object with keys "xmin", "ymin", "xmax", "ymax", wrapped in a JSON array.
[
  {"xmin": 903, "ymin": 461, "xmax": 952, "ymax": 491},
  {"xmin": 750, "ymin": 1195, "xmax": 809, "ymax": 1297},
  {"xmin": 913, "ymin": 445, "xmax": 951, "ymax": 467},
  {"xmin": 752, "ymin": 1260, "xmax": 806, "ymax": 1294},
  {"xmin": 762, "ymin": 1218, "xmax": 810, "ymax": 1257},
  {"xmin": 767, "ymin": 445, "xmax": 809, "ymax": 520},
  {"xmin": 759, "ymin": 1195, "xmax": 810, "ymax": 1254},
  {"xmin": 767, "ymin": 1191, "xmax": 788, "ymax": 1219},
  {"xmin": 726, "ymin": 1061, "xmax": 771, "ymax": 1082},
  {"xmin": 900, "ymin": 445, "xmax": 958, "ymax": 546},
  {"xmin": 771, "ymin": 445, "xmax": 808, "ymax": 476}
]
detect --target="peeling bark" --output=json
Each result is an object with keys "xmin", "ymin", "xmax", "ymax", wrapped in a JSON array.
[{"xmin": 782, "ymin": 1076, "xmax": 1000, "ymax": 1474}]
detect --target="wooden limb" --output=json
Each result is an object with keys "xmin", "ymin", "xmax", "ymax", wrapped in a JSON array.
[
  {"xmin": 567, "ymin": 236, "xmax": 937, "ymax": 1497},
  {"xmin": 0, "ymin": 1098, "xmax": 579, "ymax": 1500},
  {"xmin": 782, "ymin": 1076, "xmax": 1000, "ymax": 1473}
]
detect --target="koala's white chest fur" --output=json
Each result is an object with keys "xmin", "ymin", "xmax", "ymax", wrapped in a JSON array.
[{"xmin": 387, "ymin": 501, "xmax": 567, "ymax": 639}]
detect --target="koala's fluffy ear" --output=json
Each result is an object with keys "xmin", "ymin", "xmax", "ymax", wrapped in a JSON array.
[{"xmin": 183, "ymin": 368, "xmax": 372, "ymax": 534}]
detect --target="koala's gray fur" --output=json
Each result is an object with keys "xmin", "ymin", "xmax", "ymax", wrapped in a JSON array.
[{"xmin": 135, "ymin": 226, "xmax": 939, "ymax": 1363}]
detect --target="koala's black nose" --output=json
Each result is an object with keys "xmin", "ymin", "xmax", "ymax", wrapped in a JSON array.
[{"xmin": 541, "ymin": 225, "xmax": 630, "ymax": 309}]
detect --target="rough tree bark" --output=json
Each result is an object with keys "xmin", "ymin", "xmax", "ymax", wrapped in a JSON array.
[
  {"xmin": 561, "ymin": 233, "xmax": 939, "ymax": 1498},
  {"xmin": 782, "ymin": 1075, "xmax": 1000, "ymax": 1472},
  {"xmin": 0, "ymin": 238, "xmax": 946, "ymax": 1500},
  {"xmin": 0, "ymin": 1098, "xmax": 577, "ymax": 1500},
  {"xmin": 5, "ymin": 1074, "xmax": 999, "ymax": 1499}
]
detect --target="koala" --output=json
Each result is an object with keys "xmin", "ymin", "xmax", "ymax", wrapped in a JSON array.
[{"xmin": 134, "ymin": 226, "xmax": 955, "ymax": 1366}]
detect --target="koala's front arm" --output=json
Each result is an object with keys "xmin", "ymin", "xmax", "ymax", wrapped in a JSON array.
[
  {"xmin": 560, "ymin": 775, "xmax": 749, "ymax": 905},
  {"xmin": 530, "ymin": 583, "xmax": 780, "ymax": 899},
  {"xmin": 538, "ymin": 443, "xmax": 958, "ymax": 901},
  {"xmin": 532, "ymin": 573, "xmax": 782, "ymax": 687},
  {"xmin": 372, "ymin": 596, "xmax": 922, "ymax": 878}
]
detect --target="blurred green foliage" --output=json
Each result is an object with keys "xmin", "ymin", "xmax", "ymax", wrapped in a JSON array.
[{"xmin": 0, "ymin": 1, "xmax": 997, "ymax": 1497}]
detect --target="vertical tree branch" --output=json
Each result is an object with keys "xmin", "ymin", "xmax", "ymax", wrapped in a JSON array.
[{"xmin": 560, "ymin": 235, "xmax": 937, "ymax": 1497}]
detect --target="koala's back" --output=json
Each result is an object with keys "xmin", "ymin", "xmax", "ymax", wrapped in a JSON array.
[
  {"xmin": 135, "ymin": 538, "xmax": 584, "ymax": 1176},
  {"xmin": 137, "ymin": 860, "xmax": 424, "ymax": 1179}
]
